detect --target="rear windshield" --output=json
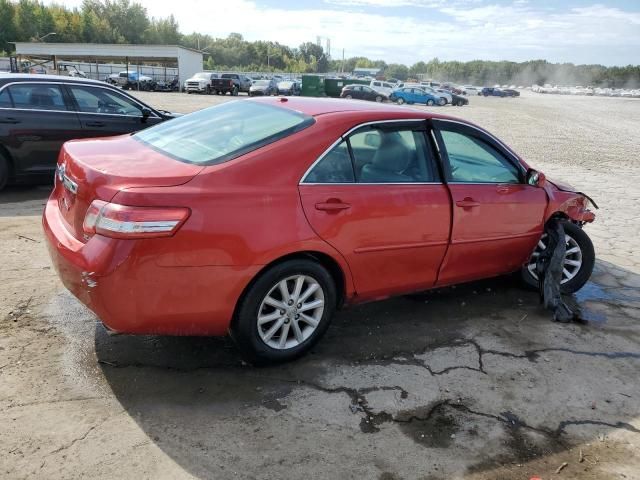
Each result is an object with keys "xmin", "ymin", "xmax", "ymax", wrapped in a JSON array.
[{"xmin": 133, "ymin": 101, "xmax": 314, "ymax": 165}]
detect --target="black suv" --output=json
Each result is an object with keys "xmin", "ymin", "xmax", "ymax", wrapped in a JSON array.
[{"xmin": 0, "ymin": 74, "xmax": 177, "ymax": 190}]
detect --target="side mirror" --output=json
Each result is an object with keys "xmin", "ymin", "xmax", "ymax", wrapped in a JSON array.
[
  {"xmin": 526, "ymin": 168, "xmax": 546, "ymax": 187},
  {"xmin": 141, "ymin": 108, "xmax": 151, "ymax": 123}
]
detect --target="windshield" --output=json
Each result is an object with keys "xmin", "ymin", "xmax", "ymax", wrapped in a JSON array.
[
  {"xmin": 193, "ymin": 72, "xmax": 212, "ymax": 79},
  {"xmin": 134, "ymin": 101, "xmax": 314, "ymax": 165},
  {"xmin": 254, "ymin": 80, "xmax": 269, "ymax": 86},
  {"xmin": 278, "ymin": 81, "xmax": 293, "ymax": 88}
]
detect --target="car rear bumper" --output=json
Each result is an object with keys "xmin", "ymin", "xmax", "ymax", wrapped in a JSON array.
[{"xmin": 43, "ymin": 196, "xmax": 260, "ymax": 336}]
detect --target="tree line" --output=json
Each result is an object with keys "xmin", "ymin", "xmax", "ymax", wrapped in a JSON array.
[{"xmin": 0, "ymin": 0, "xmax": 638, "ymax": 87}]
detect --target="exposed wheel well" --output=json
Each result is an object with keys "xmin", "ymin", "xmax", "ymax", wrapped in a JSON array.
[{"xmin": 230, "ymin": 251, "xmax": 347, "ymax": 329}]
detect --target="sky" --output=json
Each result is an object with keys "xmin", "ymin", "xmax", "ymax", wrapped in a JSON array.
[{"xmin": 43, "ymin": 0, "xmax": 640, "ymax": 66}]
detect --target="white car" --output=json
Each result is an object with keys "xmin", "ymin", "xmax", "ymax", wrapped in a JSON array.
[
  {"xmin": 184, "ymin": 72, "xmax": 218, "ymax": 94},
  {"xmin": 369, "ymin": 80, "xmax": 396, "ymax": 96},
  {"xmin": 462, "ymin": 85, "xmax": 481, "ymax": 95}
]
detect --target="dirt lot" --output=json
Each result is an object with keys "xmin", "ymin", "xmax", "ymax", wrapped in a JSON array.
[{"xmin": 1, "ymin": 91, "xmax": 639, "ymax": 480}]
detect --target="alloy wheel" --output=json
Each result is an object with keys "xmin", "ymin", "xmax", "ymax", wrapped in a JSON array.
[
  {"xmin": 257, "ymin": 275, "xmax": 325, "ymax": 350},
  {"xmin": 526, "ymin": 233, "xmax": 582, "ymax": 284}
]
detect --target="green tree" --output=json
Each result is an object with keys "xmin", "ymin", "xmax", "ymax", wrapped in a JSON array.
[{"xmin": 0, "ymin": 0, "xmax": 17, "ymax": 53}]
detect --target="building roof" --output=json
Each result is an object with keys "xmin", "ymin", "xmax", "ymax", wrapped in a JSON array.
[{"xmin": 11, "ymin": 43, "xmax": 203, "ymax": 63}]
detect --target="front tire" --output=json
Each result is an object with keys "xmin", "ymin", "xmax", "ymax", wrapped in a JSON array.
[
  {"xmin": 438, "ymin": 97, "xmax": 446, "ymax": 106},
  {"xmin": 521, "ymin": 221, "xmax": 595, "ymax": 294},
  {"xmin": 397, "ymin": 97, "xmax": 405, "ymax": 105},
  {"xmin": 231, "ymin": 259, "xmax": 337, "ymax": 364},
  {"xmin": 426, "ymin": 99, "xmax": 435, "ymax": 106},
  {"xmin": 375, "ymin": 95, "xmax": 383, "ymax": 103}
]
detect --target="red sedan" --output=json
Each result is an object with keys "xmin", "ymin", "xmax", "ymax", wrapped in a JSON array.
[{"xmin": 43, "ymin": 97, "xmax": 596, "ymax": 363}]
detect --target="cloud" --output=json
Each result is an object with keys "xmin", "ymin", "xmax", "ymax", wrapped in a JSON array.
[{"xmin": 39, "ymin": 0, "xmax": 640, "ymax": 66}]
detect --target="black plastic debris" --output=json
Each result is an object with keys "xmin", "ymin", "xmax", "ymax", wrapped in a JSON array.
[{"xmin": 536, "ymin": 218, "xmax": 579, "ymax": 322}]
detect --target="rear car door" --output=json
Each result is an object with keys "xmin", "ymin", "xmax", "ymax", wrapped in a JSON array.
[
  {"xmin": 432, "ymin": 119, "xmax": 547, "ymax": 285},
  {"xmin": 299, "ymin": 120, "xmax": 451, "ymax": 299},
  {"xmin": 65, "ymin": 83, "xmax": 163, "ymax": 139},
  {"xmin": 1, "ymin": 82, "xmax": 82, "ymax": 177}
]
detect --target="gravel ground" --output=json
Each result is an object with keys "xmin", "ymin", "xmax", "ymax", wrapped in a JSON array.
[{"xmin": 1, "ymin": 91, "xmax": 639, "ymax": 480}]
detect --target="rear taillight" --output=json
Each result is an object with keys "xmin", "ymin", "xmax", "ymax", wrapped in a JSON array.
[{"xmin": 83, "ymin": 200, "xmax": 190, "ymax": 239}]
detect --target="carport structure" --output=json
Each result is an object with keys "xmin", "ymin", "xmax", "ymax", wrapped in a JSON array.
[{"xmin": 10, "ymin": 43, "xmax": 203, "ymax": 88}]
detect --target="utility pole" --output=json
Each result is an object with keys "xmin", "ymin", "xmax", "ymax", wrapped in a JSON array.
[{"xmin": 341, "ymin": 48, "xmax": 345, "ymax": 73}]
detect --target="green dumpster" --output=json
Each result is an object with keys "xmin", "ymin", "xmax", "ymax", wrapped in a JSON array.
[{"xmin": 301, "ymin": 75, "xmax": 325, "ymax": 97}]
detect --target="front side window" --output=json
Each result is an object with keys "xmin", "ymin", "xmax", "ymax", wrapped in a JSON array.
[
  {"xmin": 0, "ymin": 88, "xmax": 12, "ymax": 108},
  {"xmin": 8, "ymin": 84, "xmax": 68, "ymax": 111},
  {"xmin": 438, "ymin": 129, "xmax": 520, "ymax": 183},
  {"xmin": 68, "ymin": 85, "xmax": 144, "ymax": 116},
  {"xmin": 304, "ymin": 140, "xmax": 354, "ymax": 183},
  {"xmin": 134, "ymin": 101, "xmax": 314, "ymax": 165}
]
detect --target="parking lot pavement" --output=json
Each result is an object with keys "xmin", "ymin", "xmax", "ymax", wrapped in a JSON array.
[{"xmin": 1, "ymin": 92, "xmax": 639, "ymax": 480}]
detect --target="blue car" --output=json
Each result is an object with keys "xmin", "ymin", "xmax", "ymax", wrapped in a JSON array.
[{"xmin": 390, "ymin": 87, "xmax": 443, "ymax": 106}]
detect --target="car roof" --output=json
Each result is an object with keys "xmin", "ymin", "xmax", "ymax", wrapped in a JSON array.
[
  {"xmin": 250, "ymin": 96, "xmax": 451, "ymax": 119},
  {"xmin": 0, "ymin": 73, "xmax": 108, "ymax": 86}
]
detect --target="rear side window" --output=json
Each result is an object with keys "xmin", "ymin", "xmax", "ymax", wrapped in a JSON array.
[
  {"xmin": 134, "ymin": 101, "xmax": 314, "ymax": 165},
  {"xmin": 8, "ymin": 84, "xmax": 68, "ymax": 111},
  {"xmin": 304, "ymin": 141, "xmax": 354, "ymax": 183},
  {"xmin": 0, "ymin": 88, "xmax": 12, "ymax": 108},
  {"xmin": 68, "ymin": 85, "xmax": 144, "ymax": 116}
]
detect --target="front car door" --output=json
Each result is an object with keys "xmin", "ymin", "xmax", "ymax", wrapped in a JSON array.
[
  {"xmin": 299, "ymin": 120, "xmax": 451, "ymax": 300},
  {"xmin": 65, "ymin": 83, "xmax": 163, "ymax": 139},
  {"xmin": 432, "ymin": 119, "xmax": 548, "ymax": 285},
  {"xmin": 0, "ymin": 81, "xmax": 82, "ymax": 178}
]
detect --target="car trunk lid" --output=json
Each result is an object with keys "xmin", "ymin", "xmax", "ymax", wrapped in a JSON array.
[{"xmin": 53, "ymin": 134, "xmax": 204, "ymax": 241}]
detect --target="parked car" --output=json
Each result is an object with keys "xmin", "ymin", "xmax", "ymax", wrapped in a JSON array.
[
  {"xmin": 462, "ymin": 85, "xmax": 481, "ymax": 95},
  {"xmin": 390, "ymin": 87, "xmax": 442, "ymax": 106},
  {"xmin": 220, "ymin": 73, "xmax": 253, "ymax": 93},
  {"xmin": 0, "ymin": 74, "xmax": 177, "ymax": 190},
  {"xmin": 211, "ymin": 77, "xmax": 238, "ymax": 96},
  {"xmin": 276, "ymin": 81, "xmax": 301, "ymax": 96},
  {"xmin": 502, "ymin": 89, "xmax": 520, "ymax": 97},
  {"xmin": 249, "ymin": 79, "xmax": 277, "ymax": 96},
  {"xmin": 42, "ymin": 97, "xmax": 596, "ymax": 363},
  {"xmin": 117, "ymin": 71, "xmax": 156, "ymax": 91},
  {"xmin": 482, "ymin": 87, "xmax": 508, "ymax": 97},
  {"xmin": 185, "ymin": 72, "xmax": 218, "ymax": 94},
  {"xmin": 369, "ymin": 80, "xmax": 396, "ymax": 96},
  {"xmin": 450, "ymin": 93, "xmax": 469, "ymax": 106},
  {"xmin": 340, "ymin": 84, "xmax": 387, "ymax": 102}
]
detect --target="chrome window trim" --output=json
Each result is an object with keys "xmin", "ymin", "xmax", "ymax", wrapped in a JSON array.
[
  {"xmin": 0, "ymin": 80, "xmax": 160, "ymax": 119},
  {"xmin": 299, "ymin": 118, "xmax": 427, "ymax": 185}
]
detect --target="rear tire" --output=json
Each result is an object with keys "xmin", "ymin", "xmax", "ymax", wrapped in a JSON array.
[
  {"xmin": 345, "ymin": 94, "xmax": 352, "ymax": 99},
  {"xmin": 231, "ymin": 259, "xmax": 337, "ymax": 365},
  {"xmin": 375, "ymin": 95, "xmax": 382, "ymax": 103},
  {"xmin": 438, "ymin": 97, "xmax": 446, "ymax": 106},
  {"xmin": 0, "ymin": 151, "xmax": 9, "ymax": 191},
  {"xmin": 520, "ymin": 221, "xmax": 595, "ymax": 294}
]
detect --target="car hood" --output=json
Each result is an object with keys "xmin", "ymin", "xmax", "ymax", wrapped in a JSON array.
[
  {"xmin": 250, "ymin": 85, "xmax": 268, "ymax": 91},
  {"xmin": 547, "ymin": 176, "xmax": 576, "ymax": 192}
]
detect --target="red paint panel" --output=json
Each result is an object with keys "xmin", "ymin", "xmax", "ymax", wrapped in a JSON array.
[
  {"xmin": 437, "ymin": 183, "xmax": 547, "ymax": 285},
  {"xmin": 300, "ymin": 184, "xmax": 451, "ymax": 299}
]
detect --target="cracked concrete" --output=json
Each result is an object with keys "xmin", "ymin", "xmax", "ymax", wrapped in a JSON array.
[{"xmin": 1, "ymin": 92, "xmax": 640, "ymax": 480}]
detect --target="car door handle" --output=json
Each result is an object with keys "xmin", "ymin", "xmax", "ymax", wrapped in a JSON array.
[
  {"xmin": 85, "ymin": 121, "xmax": 106, "ymax": 127},
  {"xmin": 456, "ymin": 198, "xmax": 480, "ymax": 208},
  {"xmin": 315, "ymin": 200, "xmax": 351, "ymax": 212},
  {"xmin": 0, "ymin": 117, "xmax": 20, "ymax": 124}
]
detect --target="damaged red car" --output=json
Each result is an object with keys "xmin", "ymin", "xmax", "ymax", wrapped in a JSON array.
[{"xmin": 43, "ymin": 98, "xmax": 596, "ymax": 363}]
